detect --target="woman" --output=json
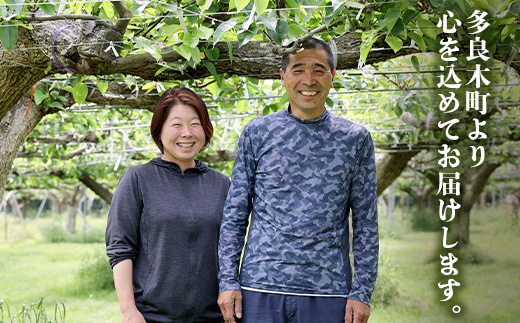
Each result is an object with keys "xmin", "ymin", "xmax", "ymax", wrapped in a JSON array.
[{"xmin": 106, "ymin": 87, "xmax": 230, "ymax": 322}]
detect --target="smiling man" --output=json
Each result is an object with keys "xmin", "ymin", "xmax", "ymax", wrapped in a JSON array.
[{"xmin": 218, "ymin": 38, "xmax": 379, "ymax": 323}]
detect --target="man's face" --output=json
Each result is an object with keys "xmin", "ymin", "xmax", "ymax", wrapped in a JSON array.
[{"xmin": 280, "ymin": 48, "xmax": 335, "ymax": 120}]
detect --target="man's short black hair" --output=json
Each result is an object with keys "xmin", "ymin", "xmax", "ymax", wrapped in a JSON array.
[{"xmin": 280, "ymin": 37, "xmax": 335, "ymax": 72}]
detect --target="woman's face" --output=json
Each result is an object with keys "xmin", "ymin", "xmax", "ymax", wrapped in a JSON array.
[{"xmin": 160, "ymin": 103, "xmax": 206, "ymax": 171}]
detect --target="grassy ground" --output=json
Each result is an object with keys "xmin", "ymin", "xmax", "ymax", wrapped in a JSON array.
[
  {"xmin": 0, "ymin": 217, "xmax": 119, "ymax": 323},
  {"xmin": 371, "ymin": 205, "xmax": 520, "ymax": 323},
  {"xmin": 1, "ymin": 207, "xmax": 519, "ymax": 322}
]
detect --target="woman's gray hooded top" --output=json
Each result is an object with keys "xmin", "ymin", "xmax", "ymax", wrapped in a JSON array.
[{"xmin": 106, "ymin": 158, "xmax": 230, "ymax": 322}]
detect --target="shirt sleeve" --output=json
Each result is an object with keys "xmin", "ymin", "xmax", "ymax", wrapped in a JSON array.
[
  {"xmin": 218, "ymin": 123, "xmax": 256, "ymax": 292},
  {"xmin": 347, "ymin": 132, "xmax": 379, "ymax": 306},
  {"xmin": 105, "ymin": 168, "xmax": 143, "ymax": 268}
]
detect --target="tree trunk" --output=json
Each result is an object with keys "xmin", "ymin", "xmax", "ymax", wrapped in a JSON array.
[
  {"xmin": 49, "ymin": 193, "xmax": 65, "ymax": 217},
  {"xmin": 450, "ymin": 163, "xmax": 501, "ymax": 246},
  {"xmin": 0, "ymin": 95, "xmax": 45, "ymax": 203},
  {"xmin": 0, "ymin": 28, "xmax": 47, "ymax": 122},
  {"xmin": 451, "ymin": 198, "xmax": 471, "ymax": 246},
  {"xmin": 65, "ymin": 185, "xmax": 86, "ymax": 233},
  {"xmin": 21, "ymin": 196, "xmax": 29, "ymax": 219}
]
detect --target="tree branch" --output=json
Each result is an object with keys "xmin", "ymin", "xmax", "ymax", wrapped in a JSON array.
[
  {"xmin": 26, "ymin": 131, "xmax": 99, "ymax": 144},
  {"xmin": 400, "ymin": 112, "xmax": 440, "ymax": 130},
  {"xmin": 111, "ymin": 1, "xmax": 132, "ymax": 34},
  {"xmin": 17, "ymin": 147, "xmax": 88, "ymax": 160},
  {"xmin": 22, "ymin": 14, "xmax": 102, "ymax": 22},
  {"xmin": 272, "ymin": 24, "xmax": 331, "ymax": 56},
  {"xmin": 463, "ymin": 163, "xmax": 502, "ymax": 207},
  {"xmin": 79, "ymin": 172, "xmax": 113, "ymax": 204},
  {"xmin": 376, "ymin": 150, "xmax": 420, "ymax": 196},
  {"xmin": 401, "ymin": 187, "xmax": 420, "ymax": 200}
]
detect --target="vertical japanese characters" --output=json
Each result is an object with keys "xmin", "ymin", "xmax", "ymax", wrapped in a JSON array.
[{"xmin": 436, "ymin": 10, "xmax": 490, "ymax": 314}]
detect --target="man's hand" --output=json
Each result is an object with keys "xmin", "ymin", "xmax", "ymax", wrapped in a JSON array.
[
  {"xmin": 344, "ymin": 299, "xmax": 370, "ymax": 323},
  {"xmin": 218, "ymin": 290, "xmax": 243, "ymax": 323}
]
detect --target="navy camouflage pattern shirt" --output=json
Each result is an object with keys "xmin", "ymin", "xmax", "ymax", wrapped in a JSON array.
[{"xmin": 218, "ymin": 107, "xmax": 378, "ymax": 305}]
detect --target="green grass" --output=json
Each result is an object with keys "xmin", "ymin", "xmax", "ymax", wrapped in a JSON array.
[
  {"xmin": 1, "ymin": 207, "xmax": 519, "ymax": 322},
  {"xmin": 0, "ymin": 217, "xmax": 120, "ymax": 323},
  {"xmin": 371, "ymin": 206, "xmax": 520, "ymax": 322}
]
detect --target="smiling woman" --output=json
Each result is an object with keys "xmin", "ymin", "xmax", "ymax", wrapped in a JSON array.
[
  {"xmin": 105, "ymin": 87, "xmax": 230, "ymax": 323},
  {"xmin": 150, "ymin": 88, "xmax": 213, "ymax": 171}
]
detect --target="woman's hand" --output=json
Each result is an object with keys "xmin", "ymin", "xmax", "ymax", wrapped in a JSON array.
[{"xmin": 122, "ymin": 307, "xmax": 146, "ymax": 323}]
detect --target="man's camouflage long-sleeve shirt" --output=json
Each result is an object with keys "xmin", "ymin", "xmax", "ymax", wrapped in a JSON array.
[{"xmin": 218, "ymin": 108, "xmax": 379, "ymax": 305}]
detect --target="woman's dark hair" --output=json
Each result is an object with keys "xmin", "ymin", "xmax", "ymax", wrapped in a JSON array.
[{"xmin": 151, "ymin": 87, "xmax": 213, "ymax": 153}]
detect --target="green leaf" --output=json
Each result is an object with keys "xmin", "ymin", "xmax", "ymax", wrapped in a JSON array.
[
  {"xmin": 266, "ymin": 20, "xmax": 290, "ymax": 45},
  {"xmin": 417, "ymin": 17, "xmax": 437, "ymax": 39},
  {"xmin": 142, "ymin": 82, "xmax": 156, "ymax": 93},
  {"xmin": 102, "ymin": 1, "xmax": 114, "ymax": 18},
  {"xmin": 155, "ymin": 66, "xmax": 169, "ymax": 76},
  {"xmin": 325, "ymin": 97, "xmax": 334, "ymax": 108},
  {"xmin": 204, "ymin": 62, "xmax": 221, "ymax": 84},
  {"xmin": 379, "ymin": 8, "xmax": 401, "ymax": 32},
  {"xmin": 236, "ymin": 100, "xmax": 249, "ymax": 113},
  {"xmin": 389, "ymin": 18, "xmax": 404, "ymax": 37},
  {"xmin": 472, "ymin": 0, "xmax": 492, "ymax": 11},
  {"xmin": 72, "ymin": 82, "xmax": 88, "ymax": 105},
  {"xmin": 402, "ymin": 10, "xmax": 418, "ymax": 26},
  {"xmin": 237, "ymin": 30, "xmax": 255, "ymax": 47},
  {"xmin": 410, "ymin": 55, "xmax": 421, "ymax": 74},
  {"xmin": 331, "ymin": 0, "xmax": 345, "ymax": 11},
  {"xmin": 190, "ymin": 46, "xmax": 201, "ymax": 63},
  {"xmin": 255, "ymin": 0, "xmax": 269, "ymax": 15},
  {"xmin": 204, "ymin": 47, "xmax": 220, "ymax": 60},
  {"xmin": 498, "ymin": 0, "xmax": 518, "ymax": 14},
  {"xmin": 257, "ymin": 12, "xmax": 278, "ymax": 31},
  {"xmin": 262, "ymin": 105, "xmax": 271, "ymax": 115},
  {"xmin": 360, "ymin": 32, "xmax": 380, "ymax": 63},
  {"xmin": 174, "ymin": 44, "xmax": 192, "ymax": 60},
  {"xmin": 96, "ymin": 81, "xmax": 108, "ymax": 95},
  {"xmin": 344, "ymin": 1, "xmax": 365, "ymax": 9},
  {"xmin": 9, "ymin": 0, "xmax": 24, "ymax": 14},
  {"xmin": 33, "ymin": 88, "xmax": 48, "ymax": 105},
  {"xmin": 409, "ymin": 32, "xmax": 426, "ymax": 52},
  {"xmin": 331, "ymin": 0, "xmax": 363, "ymax": 12},
  {"xmin": 213, "ymin": 19, "xmax": 238, "ymax": 47},
  {"xmin": 385, "ymin": 35, "xmax": 403, "ymax": 52},
  {"xmin": 197, "ymin": 26, "xmax": 214, "ymax": 40},
  {"xmin": 0, "ymin": 23, "xmax": 18, "ymax": 51},
  {"xmin": 236, "ymin": 0, "xmax": 249, "ymax": 12},
  {"xmin": 48, "ymin": 101, "xmax": 64, "ymax": 109},
  {"xmin": 207, "ymin": 81, "xmax": 219, "ymax": 96},
  {"xmin": 183, "ymin": 33, "xmax": 199, "ymax": 48},
  {"xmin": 39, "ymin": 4, "xmax": 55, "ymax": 15},
  {"xmin": 196, "ymin": 0, "xmax": 208, "ymax": 7},
  {"xmin": 143, "ymin": 44, "xmax": 163, "ymax": 62},
  {"xmin": 501, "ymin": 24, "xmax": 515, "ymax": 41},
  {"xmin": 288, "ymin": 22, "xmax": 303, "ymax": 38}
]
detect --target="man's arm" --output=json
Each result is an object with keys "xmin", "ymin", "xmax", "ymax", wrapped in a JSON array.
[
  {"xmin": 218, "ymin": 123, "xmax": 256, "ymax": 321},
  {"xmin": 346, "ymin": 132, "xmax": 379, "ymax": 321}
]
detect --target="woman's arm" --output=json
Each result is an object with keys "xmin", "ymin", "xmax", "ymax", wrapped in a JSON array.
[{"xmin": 113, "ymin": 259, "xmax": 146, "ymax": 323}]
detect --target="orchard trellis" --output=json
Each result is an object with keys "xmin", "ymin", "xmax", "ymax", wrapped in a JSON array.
[{"xmin": 1, "ymin": 0, "xmax": 519, "ymax": 241}]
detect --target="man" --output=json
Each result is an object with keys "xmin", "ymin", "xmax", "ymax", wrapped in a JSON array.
[{"xmin": 218, "ymin": 37, "xmax": 378, "ymax": 323}]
